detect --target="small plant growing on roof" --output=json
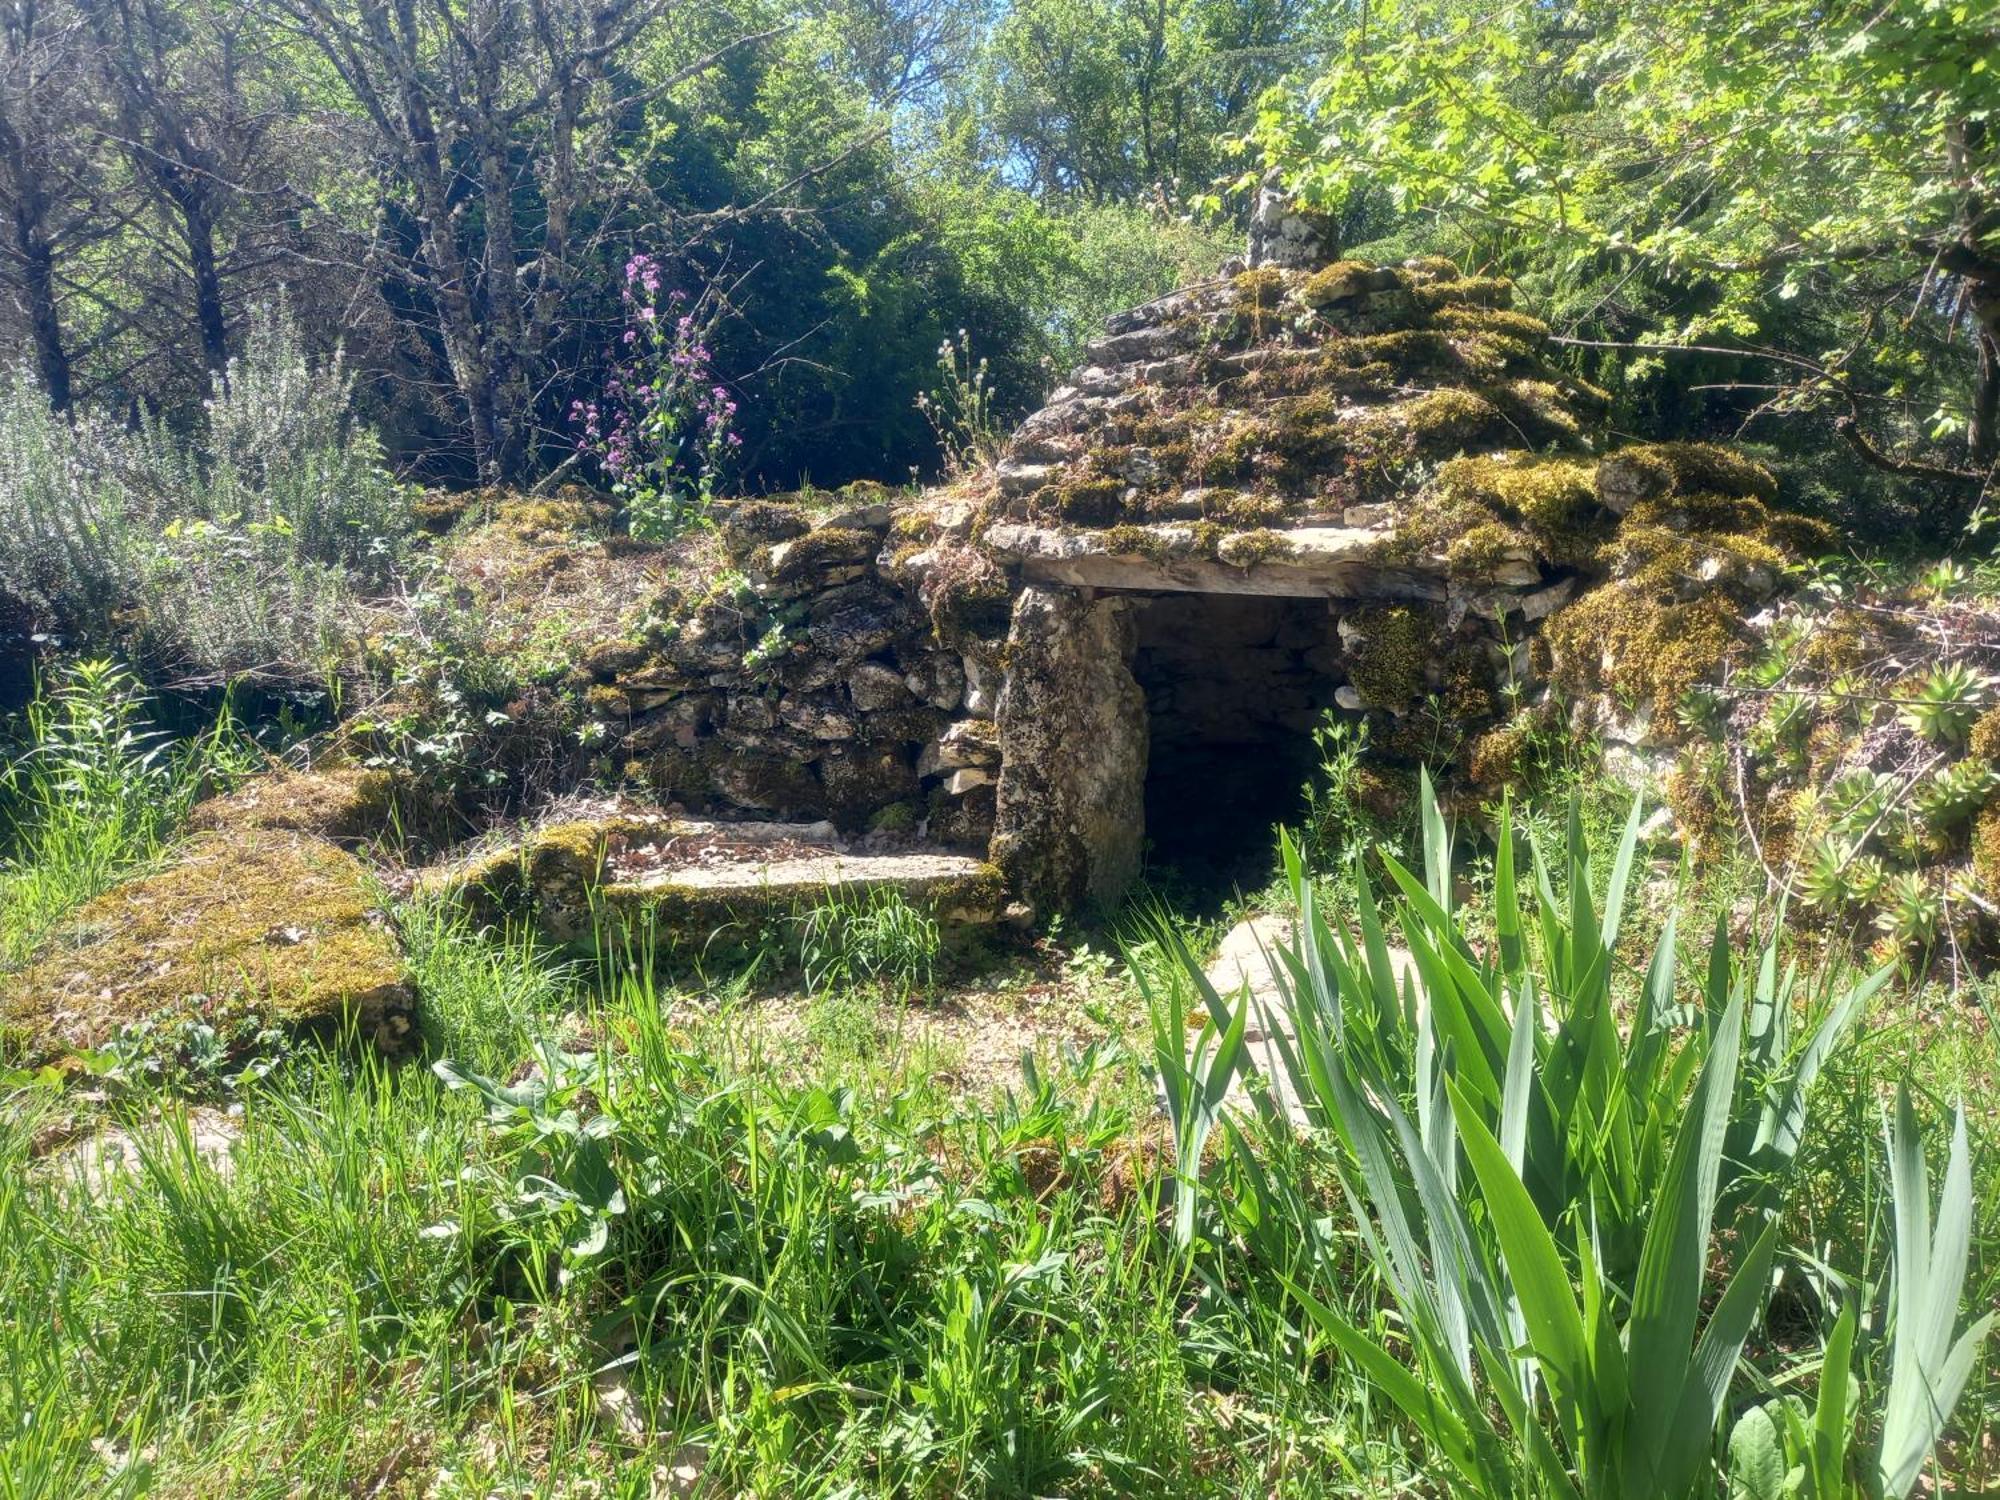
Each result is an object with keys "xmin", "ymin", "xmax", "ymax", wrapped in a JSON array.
[
  {"xmin": 1874, "ymin": 870, "xmax": 1943, "ymax": 949},
  {"xmin": 1899, "ymin": 662, "xmax": 1991, "ymax": 745},
  {"xmin": 1912, "ymin": 758, "xmax": 1999, "ymax": 831},
  {"xmin": 916, "ymin": 331, "xmax": 1002, "ymax": 479}
]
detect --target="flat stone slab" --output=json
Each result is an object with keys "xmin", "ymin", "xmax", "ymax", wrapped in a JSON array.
[
  {"xmin": 416, "ymin": 813, "xmax": 1004, "ymax": 944},
  {"xmin": 985, "ymin": 522, "xmax": 1450, "ymax": 601},
  {"xmin": 1198, "ymin": 913, "xmax": 1415, "ymax": 1128},
  {"xmin": 604, "ymin": 850, "xmax": 1006, "ymax": 936},
  {"xmin": 616, "ymin": 850, "xmax": 994, "ymax": 901}
]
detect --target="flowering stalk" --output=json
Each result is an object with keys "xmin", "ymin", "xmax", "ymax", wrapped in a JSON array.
[{"xmin": 573, "ymin": 253, "xmax": 739, "ymax": 540}]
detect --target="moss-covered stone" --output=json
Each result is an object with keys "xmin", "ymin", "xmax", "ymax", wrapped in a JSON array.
[
  {"xmin": 1409, "ymin": 275, "xmax": 1513, "ymax": 314},
  {"xmin": 1547, "ymin": 587, "xmax": 1737, "ymax": 727},
  {"xmin": 1034, "ymin": 475, "xmax": 1129, "ymax": 525},
  {"xmin": 1299, "ymin": 260, "xmax": 1404, "ymax": 307},
  {"xmin": 919, "ymin": 548, "xmax": 1012, "ymax": 647},
  {"xmin": 1968, "ymin": 706, "xmax": 2000, "ymax": 765},
  {"xmin": 492, "ymin": 495, "xmax": 609, "ymax": 542},
  {"xmin": 188, "ymin": 765, "xmax": 424, "ymax": 846},
  {"xmin": 1215, "ymin": 528, "xmax": 1298, "ymax": 567},
  {"xmin": 766, "ymin": 527, "xmax": 879, "ymax": 584},
  {"xmin": 2, "ymin": 832, "xmax": 412, "ymax": 1061},
  {"xmin": 1972, "ymin": 803, "xmax": 2000, "ymax": 905},
  {"xmin": 1429, "ymin": 454, "xmax": 1609, "ymax": 567},
  {"xmin": 1597, "ymin": 442, "xmax": 1780, "ymax": 511},
  {"xmin": 1231, "ymin": 267, "xmax": 1288, "ymax": 315},
  {"xmin": 1357, "ymin": 389, "xmax": 1508, "ymax": 457},
  {"xmin": 1465, "ymin": 708, "xmax": 1553, "ymax": 789},
  {"xmin": 1346, "ymin": 606, "xmax": 1431, "ymax": 712}
]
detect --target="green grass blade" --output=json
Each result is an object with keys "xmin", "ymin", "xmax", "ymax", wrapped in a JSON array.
[
  {"xmin": 1812, "ymin": 1300, "xmax": 1856, "ymax": 1498},
  {"xmin": 1447, "ymin": 1078, "xmax": 1589, "ymax": 1406},
  {"xmin": 1657, "ymin": 1218, "xmax": 1779, "ymax": 1496},
  {"xmin": 1624, "ymin": 988, "xmax": 1744, "ymax": 1479},
  {"xmin": 1600, "ymin": 791, "xmax": 1645, "ymax": 954}
]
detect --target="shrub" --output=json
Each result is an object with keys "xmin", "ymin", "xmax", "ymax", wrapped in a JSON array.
[
  {"xmin": 188, "ymin": 304, "xmax": 411, "ymax": 577},
  {"xmin": 0, "ymin": 369, "xmax": 146, "ymax": 640},
  {"xmin": 0, "ymin": 305, "xmax": 407, "ymax": 684}
]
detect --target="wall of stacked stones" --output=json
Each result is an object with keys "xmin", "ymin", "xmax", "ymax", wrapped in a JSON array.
[
  {"xmin": 576, "ymin": 491, "xmax": 1005, "ymax": 853},
  {"xmin": 565, "ymin": 240, "xmax": 1812, "ymax": 912}
]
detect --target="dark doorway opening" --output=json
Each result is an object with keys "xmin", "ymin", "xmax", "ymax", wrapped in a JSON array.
[{"xmin": 1128, "ymin": 591, "xmax": 1345, "ymax": 899}]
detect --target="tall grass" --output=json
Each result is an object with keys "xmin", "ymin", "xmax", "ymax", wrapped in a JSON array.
[
  {"xmin": 0, "ymin": 660, "xmax": 248, "ymax": 966},
  {"xmin": 1, "ymin": 773, "xmax": 1993, "ymax": 1494}
]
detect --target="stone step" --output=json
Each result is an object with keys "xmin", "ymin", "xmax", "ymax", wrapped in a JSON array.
[{"xmin": 604, "ymin": 850, "xmax": 1006, "ymax": 943}]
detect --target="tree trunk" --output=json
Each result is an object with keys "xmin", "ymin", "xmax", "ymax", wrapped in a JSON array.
[
  {"xmin": 13, "ymin": 198, "xmax": 71, "ymax": 411},
  {"xmin": 185, "ymin": 195, "xmax": 230, "ymax": 380},
  {"xmin": 1972, "ymin": 329, "xmax": 1998, "ymax": 470}
]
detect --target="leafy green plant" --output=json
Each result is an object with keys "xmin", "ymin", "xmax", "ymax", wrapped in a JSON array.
[
  {"xmin": 1131, "ymin": 917, "xmax": 1246, "ymax": 1249},
  {"xmin": 1798, "ymin": 836, "xmax": 1856, "ymax": 910},
  {"xmin": 0, "ymin": 305, "xmax": 405, "ymax": 681},
  {"xmin": 1878, "ymin": 1086, "xmax": 1995, "ymax": 1498},
  {"xmin": 1874, "ymin": 871, "xmax": 1942, "ymax": 950},
  {"xmin": 1899, "ymin": 663, "xmax": 1990, "ymax": 745},
  {"xmin": 1146, "ymin": 776, "xmax": 1983, "ymax": 1496},
  {"xmin": 1911, "ymin": 757, "xmax": 1997, "ymax": 830},
  {"xmin": 1296, "ymin": 713, "xmax": 1406, "ymax": 879},
  {"xmin": 434, "ymin": 1042, "xmax": 627, "ymax": 1278}
]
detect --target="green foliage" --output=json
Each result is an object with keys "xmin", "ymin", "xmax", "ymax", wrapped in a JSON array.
[
  {"xmin": 0, "ymin": 660, "xmax": 247, "ymax": 967},
  {"xmin": 1148, "ymin": 776, "xmax": 1989, "ymax": 1496},
  {"xmin": 0, "ymin": 306, "xmax": 407, "ymax": 684},
  {"xmin": 1879, "ymin": 1087, "xmax": 1995, "ymax": 1498},
  {"xmin": 1296, "ymin": 714, "xmax": 1408, "ymax": 880},
  {"xmin": 1898, "ymin": 662, "xmax": 1991, "ymax": 745},
  {"xmin": 794, "ymin": 884, "xmax": 942, "ymax": 997},
  {"xmin": 1246, "ymin": 0, "xmax": 2000, "ymax": 501}
]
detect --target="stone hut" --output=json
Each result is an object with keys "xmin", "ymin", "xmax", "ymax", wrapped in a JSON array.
[{"xmin": 575, "ymin": 219, "xmax": 1815, "ymax": 916}]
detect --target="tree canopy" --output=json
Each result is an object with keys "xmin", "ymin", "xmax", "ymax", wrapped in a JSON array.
[{"xmin": 1240, "ymin": 0, "xmax": 2000, "ymax": 502}]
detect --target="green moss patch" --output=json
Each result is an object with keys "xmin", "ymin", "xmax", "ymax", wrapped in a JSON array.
[
  {"xmin": 188, "ymin": 765, "xmax": 433, "ymax": 847},
  {"xmin": 2, "ymin": 832, "xmax": 412, "ymax": 1062},
  {"xmin": 1346, "ymin": 606, "xmax": 1432, "ymax": 712}
]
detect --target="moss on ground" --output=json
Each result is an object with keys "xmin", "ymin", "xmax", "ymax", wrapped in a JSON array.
[
  {"xmin": 188, "ymin": 765, "xmax": 418, "ymax": 845},
  {"xmin": 1, "ymin": 832, "xmax": 412, "ymax": 1061}
]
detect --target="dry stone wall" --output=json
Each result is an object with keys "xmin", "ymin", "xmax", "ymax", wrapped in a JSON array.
[{"xmin": 578, "ymin": 488, "xmax": 1004, "ymax": 853}]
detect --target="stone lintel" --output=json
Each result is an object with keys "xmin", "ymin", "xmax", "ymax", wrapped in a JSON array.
[{"xmin": 984, "ymin": 523, "xmax": 1450, "ymax": 602}]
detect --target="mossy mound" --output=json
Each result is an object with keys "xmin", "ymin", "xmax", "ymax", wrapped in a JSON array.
[
  {"xmin": 413, "ymin": 816, "xmax": 664, "ymax": 942},
  {"xmin": 1542, "ymin": 449, "xmax": 1832, "ymax": 728},
  {"xmin": 188, "ymin": 764, "xmax": 434, "ymax": 847},
  {"xmin": 1, "ymin": 832, "xmax": 413, "ymax": 1062}
]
